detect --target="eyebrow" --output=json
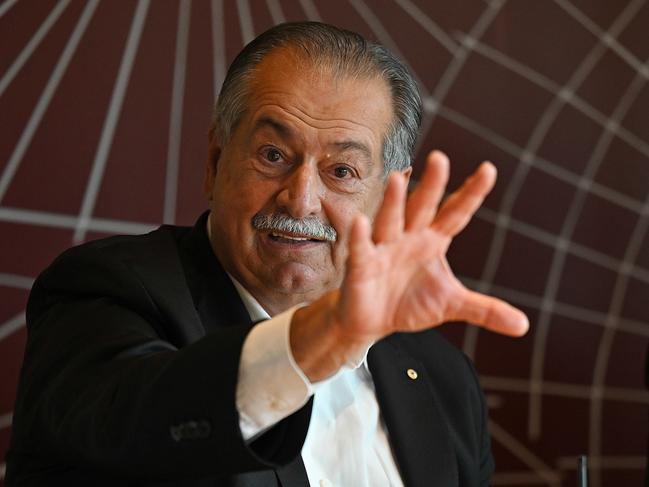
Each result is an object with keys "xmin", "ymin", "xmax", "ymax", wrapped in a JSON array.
[
  {"xmin": 253, "ymin": 116, "xmax": 295, "ymax": 140},
  {"xmin": 252, "ymin": 115, "xmax": 374, "ymax": 164},
  {"xmin": 332, "ymin": 140, "xmax": 373, "ymax": 164}
]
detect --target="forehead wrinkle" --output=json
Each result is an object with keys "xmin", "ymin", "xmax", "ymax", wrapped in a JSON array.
[
  {"xmin": 289, "ymin": 103, "xmax": 381, "ymax": 134},
  {"xmin": 249, "ymin": 103, "xmax": 379, "ymax": 156},
  {"xmin": 249, "ymin": 91, "xmax": 382, "ymax": 132},
  {"xmin": 281, "ymin": 105, "xmax": 385, "ymax": 164}
]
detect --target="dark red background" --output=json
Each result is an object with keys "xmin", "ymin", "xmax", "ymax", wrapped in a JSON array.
[{"xmin": 1, "ymin": 1, "xmax": 648, "ymax": 486}]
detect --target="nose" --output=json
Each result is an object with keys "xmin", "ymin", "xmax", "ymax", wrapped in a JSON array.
[{"xmin": 275, "ymin": 162, "xmax": 323, "ymax": 218}]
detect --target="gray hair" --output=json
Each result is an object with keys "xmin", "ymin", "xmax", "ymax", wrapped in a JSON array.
[{"xmin": 212, "ymin": 22, "xmax": 422, "ymax": 174}]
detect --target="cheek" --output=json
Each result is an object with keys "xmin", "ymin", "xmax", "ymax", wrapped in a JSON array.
[
  {"xmin": 325, "ymin": 187, "xmax": 383, "ymax": 264},
  {"xmin": 328, "ymin": 187, "xmax": 380, "ymax": 229},
  {"xmin": 214, "ymin": 166, "xmax": 275, "ymax": 215}
]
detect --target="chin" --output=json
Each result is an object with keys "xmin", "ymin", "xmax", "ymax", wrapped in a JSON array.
[{"xmin": 272, "ymin": 262, "xmax": 332, "ymax": 296}]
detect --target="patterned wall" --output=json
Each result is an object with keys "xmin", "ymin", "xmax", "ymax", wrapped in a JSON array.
[{"xmin": 1, "ymin": 0, "xmax": 648, "ymax": 485}]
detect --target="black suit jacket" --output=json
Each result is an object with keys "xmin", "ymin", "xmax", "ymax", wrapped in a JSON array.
[{"xmin": 6, "ymin": 212, "xmax": 494, "ymax": 486}]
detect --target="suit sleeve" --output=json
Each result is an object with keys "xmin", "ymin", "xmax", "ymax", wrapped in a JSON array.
[{"xmin": 15, "ymin": 244, "xmax": 311, "ymax": 480}]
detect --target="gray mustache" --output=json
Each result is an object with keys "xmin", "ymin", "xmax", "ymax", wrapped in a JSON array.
[{"xmin": 252, "ymin": 213, "xmax": 337, "ymax": 242}]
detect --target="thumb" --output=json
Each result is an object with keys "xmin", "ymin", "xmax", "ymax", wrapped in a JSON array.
[{"xmin": 454, "ymin": 288, "xmax": 529, "ymax": 337}]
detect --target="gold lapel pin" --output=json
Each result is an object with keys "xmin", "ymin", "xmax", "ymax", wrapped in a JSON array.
[{"xmin": 407, "ymin": 368, "xmax": 418, "ymax": 380}]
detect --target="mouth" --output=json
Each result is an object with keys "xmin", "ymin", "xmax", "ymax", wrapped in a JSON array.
[{"xmin": 267, "ymin": 231, "xmax": 326, "ymax": 244}]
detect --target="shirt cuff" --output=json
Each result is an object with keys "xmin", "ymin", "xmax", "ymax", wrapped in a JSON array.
[{"xmin": 236, "ymin": 305, "xmax": 314, "ymax": 441}]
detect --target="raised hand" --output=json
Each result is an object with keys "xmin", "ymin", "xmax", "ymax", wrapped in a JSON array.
[{"xmin": 291, "ymin": 151, "xmax": 529, "ymax": 381}]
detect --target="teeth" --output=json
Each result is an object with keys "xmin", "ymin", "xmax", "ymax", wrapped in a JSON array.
[{"xmin": 271, "ymin": 232, "xmax": 309, "ymax": 241}]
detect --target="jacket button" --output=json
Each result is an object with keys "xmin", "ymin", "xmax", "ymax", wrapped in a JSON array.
[{"xmin": 407, "ymin": 368, "xmax": 418, "ymax": 380}]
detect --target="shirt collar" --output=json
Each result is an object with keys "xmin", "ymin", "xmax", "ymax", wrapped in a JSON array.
[{"xmin": 228, "ymin": 274, "xmax": 271, "ymax": 322}]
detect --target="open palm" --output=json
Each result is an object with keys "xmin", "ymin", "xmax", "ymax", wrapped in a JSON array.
[{"xmin": 334, "ymin": 151, "xmax": 528, "ymax": 345}]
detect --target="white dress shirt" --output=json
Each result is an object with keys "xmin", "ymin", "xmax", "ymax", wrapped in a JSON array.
[{"xmin": 230, "ymin": 276, "xmax": 405, "ymax": 487}]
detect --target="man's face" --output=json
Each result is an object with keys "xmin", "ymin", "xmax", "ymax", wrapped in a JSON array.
[{"xmin": 205, "ymin": 49, "xmax": 396, "ymax": 313}]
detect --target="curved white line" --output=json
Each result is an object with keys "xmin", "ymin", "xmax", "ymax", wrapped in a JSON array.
[
  {"xmin": 0, "ymin": 273, "xmax": 34, "ymax": 290},
  {"xmin": 210, "ymin": 0, "xmax": 226, "ymax": 101},
  {"xmin": 0, "ymin": 412, "xmax": 12, "ymax": 429},
  {"xmin": 489, "ymin": 420, "xmax": 561, "ymax": 486},
  {"xmin": 164, "ymin": 0, "xmax": 191, "ymax": 225},
  {"xmin": 476, "ymin": 205, "xmax": 649, "ymax": 284},
  {"xmin": 348, "ymin": 0, "xmax": 428, "ymax": 95},
  {"xmin": 0, "ymin": 311, "xmax": 25, "ymax": 341},
  {"xmin": 556, "ymin": 455, "xmax": 647, "ymax": 470},
  {"xmin": 464, "ymin": 35, "xmax": 649, "ymax": 160},
  {"xmin": 0, "ymin": 0, "xmax": 99, "ymax": 204},
  {"xmin": 0, "ymin": 206, "xmax": 155, "ymax": 234},
  {"xmin": 526, "ymin": 0, "xmax": 645, "ymax": 446},
  {"xmin": 457, "ymin": 0, "xmax": 643, "ymax": 440},
  {"xmin": 461, "ymin": 275, "xmax": 649, "ymax": 339},
  {"xmin": 73, "ymin": 0, "xmax": 150, "ymax": 243},
  {"xmin": 392, "ymin": 0, "xmax": 458, "ymax": 55},
  {"xmin": 417, "ymin": 0, "xmax": 506, "ymax": 158},
  {"xmin": 0, "ymin": 0, "xmax": 18, "ymax": 19},
  {"xmin": 235, "ymin": 0, "xmax": 254, "ymax": 45},
  {"xmin": 0, "ymin": 0, "xmax": 70, "ymax": 98},
  {"xmin": 482, "ymin": 375, "xmax": 649, "ymax": 403},
  {"xmin": 554, "ymin": 0, "xmax": 649, "ymax": 79},
  {"xmin": 437, "ymin": 105, "xmax": 647, "ymax": 215},
  {"xmin": 297, "ymin": 0, "xmax": 321, "ymax": 22},
  {"xmin": 589, "ymin": 115, "xmax": 649, "ymax": 487},
  {"xmin": 265, "ymin": 0, "xmax": 285, "ymax": 24}
]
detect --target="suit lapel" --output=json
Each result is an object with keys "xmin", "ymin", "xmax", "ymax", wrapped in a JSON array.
[
  {"xmin": 126, "ymin": 222, "xmax": 206, "ymax": 345},
  {"xmin": 275, "ymin": 456, "xmax": 310, "ymax": 487},
  {"xmin": 178, "ymin": 211, "xmax": 252, "ymax": 333},
  {"xmin": 369, "ymin": 336, "xmax": 458, "ymax": 487}
]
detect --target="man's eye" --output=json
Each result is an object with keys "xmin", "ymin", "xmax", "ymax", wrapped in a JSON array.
[
  {"xmin": 333, "ymin": 166, "xmax": 351, "ymax": 178},
  {"xmin": 264, "ymin": 148, "xmax": 283, "ymax": 163}
]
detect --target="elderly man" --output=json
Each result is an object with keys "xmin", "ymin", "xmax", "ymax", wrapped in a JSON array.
[{"xmin": 6, "ymin": 22, "xmax": 527, "ymax": 487}]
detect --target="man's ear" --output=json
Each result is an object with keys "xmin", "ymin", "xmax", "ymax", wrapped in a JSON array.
[{"xmin": 203, "ymin": 129, "xmax": 222, "ymax": 199}]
